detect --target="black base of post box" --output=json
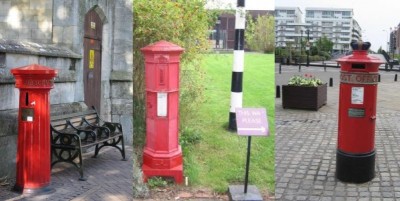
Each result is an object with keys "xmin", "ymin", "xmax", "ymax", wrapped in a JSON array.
[{"xmin": 336, "ymin": 149, "xmax": 375, "ymax": 183}]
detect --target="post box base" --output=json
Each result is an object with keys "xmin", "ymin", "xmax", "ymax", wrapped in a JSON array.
[
  {"xmin": 142, "ymin": 164, "xmax": 183, "ymax": 184},
  {"xmin": 336, "ymin": 149, "xmax": 375, "ymax": 183},
  {"xmin": 13, "ymin": 184, "xmax": 55, "ymax": 195}
]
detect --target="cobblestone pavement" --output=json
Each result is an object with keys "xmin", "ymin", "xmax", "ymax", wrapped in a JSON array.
[
  {"xmin": 0, "ymin": 146, "xmax": 133, "ymax": 201},
  {"xmin": 275, "ymin": 64, "xmax": 400, "ymax": 200}
]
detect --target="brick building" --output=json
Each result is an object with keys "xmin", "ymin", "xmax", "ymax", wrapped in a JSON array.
[{"xmin": 0, "ymin": 0, "xmax": 133, "ymax": 179}]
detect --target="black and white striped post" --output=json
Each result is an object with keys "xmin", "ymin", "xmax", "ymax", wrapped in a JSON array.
[{"xmin": 228, "ymin": 0, "xmax": 246, "ymax": 131}]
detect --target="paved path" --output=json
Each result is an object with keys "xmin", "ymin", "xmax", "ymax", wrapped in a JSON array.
[
  {"xmin": 0, "ymin": 146, "xmax": 133, "ymax": 201},
  {"xmin": 275, "ymin": 64, "xmax": 400, "ymax": 200}
]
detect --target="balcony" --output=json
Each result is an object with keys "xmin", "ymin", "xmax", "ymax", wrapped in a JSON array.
[{"xmin": 284, "ymin": 38, "xmax": 295, "ymax": 42}]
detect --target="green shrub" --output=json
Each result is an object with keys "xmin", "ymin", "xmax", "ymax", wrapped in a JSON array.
[
  {"xmin": 147, "ymin": 177, "xmax": 169, "ymax": 188},
  {"xmin": 180, "ymin": 127, "xmax": 202, "ymax": 148},
  {"xmin": 319, "ymin": 51, "xmax": 331, "ymax": 60}
]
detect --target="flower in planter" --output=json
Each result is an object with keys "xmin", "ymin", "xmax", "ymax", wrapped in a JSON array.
[{"xmin": 288, "ymin": 74, "xmax": 323, "ymax": 87}]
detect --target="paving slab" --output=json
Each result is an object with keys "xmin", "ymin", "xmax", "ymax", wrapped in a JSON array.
[{"xmin": 0, "ymin": 146, "xmax": 133, "ymax": 201}]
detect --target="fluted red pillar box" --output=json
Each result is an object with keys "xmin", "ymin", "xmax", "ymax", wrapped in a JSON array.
[
  {"xmin": 141, "ymin": 41, "xmax": 184, "ymax": 183},
  {"xmin": 336, "ymin": 41, "xmax": 384, "ymax": 183},
  {"xmin": 11, "ymin": 64, "xmax": 57, "ymax": 194}
]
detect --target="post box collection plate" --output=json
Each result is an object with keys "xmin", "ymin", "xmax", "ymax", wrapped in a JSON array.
[
  {"xmin": 21, "ymin": 108, "xmax": 34, "ymax": 122},
  {"xmin": 348, "ymin": 108, "xmax": 365, "ymax": 118}
]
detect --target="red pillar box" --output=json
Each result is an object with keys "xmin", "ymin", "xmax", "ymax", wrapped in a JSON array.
[
  {"xmin": 11, "ymin": 64, "xmax": 57, "ymax": 194},
  {"xmin": 141, "ymin": 41, "xmax": 184, "ymax": 183},
  {"xmin": 336, "ymin": 41, "xmax": 384, "ymax": 183}
]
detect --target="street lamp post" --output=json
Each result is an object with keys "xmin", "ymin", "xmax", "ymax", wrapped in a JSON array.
[
  {"xmin": 391, "ymin": 27, "xmax": 396, "ymax": 59},
  {"xmin": 300, "ymin": 30, "xmax": 303, "ymax": 57},
  {"xmin": 383, "ymin": 29, "xmax": 389, "ymax": 52},
  {"xmin": 306, "ymin": 29, "xmax": 310, "ymax": 66}
]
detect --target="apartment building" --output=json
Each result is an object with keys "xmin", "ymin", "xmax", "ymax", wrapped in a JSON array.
[
  {"xmin": 390, "ymin": 25, "xmax": 399, "ymax": 54},
  {"xmin": 275, "ymin": 7, "xmax": 308, "ymax": 49},
  {"xmin": 275, "ymin": 7, "xmax": 362, "ymax": 53}
]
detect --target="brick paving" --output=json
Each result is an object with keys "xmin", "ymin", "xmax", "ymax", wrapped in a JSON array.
[
  {"xmin": 275, "ymin": 64, "xmax": 400, "ymax": 200},
  {"xmin": 0, "ymin": 146, "xmax": 133, "ymax": 201}
]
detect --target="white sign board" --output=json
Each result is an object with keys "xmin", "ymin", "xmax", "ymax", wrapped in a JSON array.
[
  {"xmin": 351, "ymin": 87, "xmax": 364, "ymax": 104},
  {"xmin": 157, "ymin": 92, "xmax": 168, "ymax": 117}
]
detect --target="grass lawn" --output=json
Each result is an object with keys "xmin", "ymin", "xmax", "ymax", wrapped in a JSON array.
[{"xmin": 182, "ymin": 53, "xmax": 275, "ymax": 194}]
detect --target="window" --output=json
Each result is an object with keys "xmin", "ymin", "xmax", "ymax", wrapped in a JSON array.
[
  {"xmin": 287, "ymin": 10, "xmax": 295, "ymax": 15},
  {"xmin": 342, "ymin": 11, "xmax": 351, "ymax": 16},
  {"xmin": 322, "ymin": 11, "xmax": 334, "ymax": 18},
  {"xmin": 0, "ymin": 53, "xmax": 5, "ymax": 68},
  {"xmin": 306, "ymin": 11, "xmax": 314, "ymax": 18}
]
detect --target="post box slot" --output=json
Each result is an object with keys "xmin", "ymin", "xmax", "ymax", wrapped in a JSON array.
[
  {"xmin": 21, "ymin": 108, "xmax": 34, "ymax": 122},
  {"xmin": 352, "ymin": 63, "xmax": 365, "ymax": 69},
  {"xmin": 159, "ymin": 69, "xmax": 165, "ymax": 85}
]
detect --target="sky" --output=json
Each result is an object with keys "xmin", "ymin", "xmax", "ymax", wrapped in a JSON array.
[
  {"xmin": 206, "ymin": 0, "xmax": 274, "ymax": 11},
  {"xmin": 276, "ymin": 0, "xmax": 400, "ymax": 52}
]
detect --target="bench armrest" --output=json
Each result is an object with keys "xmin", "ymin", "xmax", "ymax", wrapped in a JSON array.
[
  {"xmin": 66, "ymin": 120, "xmax": 97, "ymax": 142},
  {"xmin": 51, "ymin": 127, "xmax": 81, "ymax": 147},
  {"xmin": 102, "ymin": 121, "xmax": 123, "ymax": 133},
  {"xmin": 82, "ymin": 118, "xmax": 111, "ymax": 138}
]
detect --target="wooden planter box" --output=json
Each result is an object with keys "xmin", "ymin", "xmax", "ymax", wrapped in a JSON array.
[{"xmin": 282, "ymin": 83, "xmax": 327, "ymax": 110}]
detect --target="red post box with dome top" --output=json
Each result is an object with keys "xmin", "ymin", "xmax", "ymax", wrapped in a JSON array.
[
  {"xmin": 141, "ymin": 41, "xmax": 184, "ymax": 183},
  {"xmin": 336, "ymin": 41, "xmax": 384, "ymax": 183},
  {"xmin": 11, "ymin": 64, "xmax": 57, "ymax": 194}
]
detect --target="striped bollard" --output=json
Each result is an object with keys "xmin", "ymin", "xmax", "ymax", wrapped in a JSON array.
[{"xmin": 228, "ymin": 0, "xmax": 246, "ymax": 131}]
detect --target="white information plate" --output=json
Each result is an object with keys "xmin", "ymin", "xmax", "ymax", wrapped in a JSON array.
[
  {"xmin": 157, "ymin": 92, "xmax": 168, "ymax": 117},
  {"xmin": 351, "ymin": 87, "xmax": 364, "ymax": 104}
]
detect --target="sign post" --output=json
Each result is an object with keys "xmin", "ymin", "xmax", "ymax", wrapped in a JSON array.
[{"xmin": 228, "ymin": 108, "xmax": 269, "ymax": 201}]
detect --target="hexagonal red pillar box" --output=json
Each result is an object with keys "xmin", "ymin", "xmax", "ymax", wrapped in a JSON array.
[
  {"xmin": 11, "ymin": 64, "xmax": 57, "ymax": 194},
  {"xmin": 141, "ymin": 41, "xmax": 184, "ymax": 184}
]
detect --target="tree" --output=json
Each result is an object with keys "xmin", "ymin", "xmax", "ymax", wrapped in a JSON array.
[
  {"xmin": 245, "ymin": 14, "xmax": 274, "ymax": 53},
  {"xmin": 377, "ymin": 46, "xmax": 383, "ymax": 54},
  {"xmin": 315, "ymin": 36, "xmax": 334, "ymax": 53}
]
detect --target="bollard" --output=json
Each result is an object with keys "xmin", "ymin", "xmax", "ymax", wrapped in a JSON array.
[
  {"xmin": 298, "ymin": 64, "xmax": 301, "ymax": 72},
  {"xmin": 378, "ymin": 74, "xmax": 381, "ymax": 82},
  {"xmin": 324, "ymin": 63, "xmax": 327, "ymax": 72},
  {"xmin": 279, "ymin": 63, "xmax": 281, "ymax": 74},
  {"xmin": 276, "ymin": 85, "xmax": 280, "ymax": 98},
  {"xmin": 329, "ymin": 77, "xmax": 333, "ymax": 87},
  {"xmin": 395, "ymin": 74, "xmax": 398, "ymax": 82}
]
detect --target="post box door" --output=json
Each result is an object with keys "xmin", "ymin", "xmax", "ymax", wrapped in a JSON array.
[{"xmin": 83, "ymin": 9, "xmax": 103, "ymax": 111}]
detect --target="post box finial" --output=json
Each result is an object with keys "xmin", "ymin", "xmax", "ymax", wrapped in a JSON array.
[{"xmin": 350, "ymin": 40, "xmax": 371, "ymax": 51}]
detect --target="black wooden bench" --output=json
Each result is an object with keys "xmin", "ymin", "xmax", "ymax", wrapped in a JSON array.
[{"xmin": 50, "ymin": 108, "xmax": 126, "ymax": 180}]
